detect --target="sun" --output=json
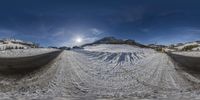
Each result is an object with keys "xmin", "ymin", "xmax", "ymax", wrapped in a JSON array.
[{"xmin": 75, "ymin": 37, "xmax": 82, "ymax": 43}]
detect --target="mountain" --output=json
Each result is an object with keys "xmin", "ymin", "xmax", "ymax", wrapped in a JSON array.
[
  {"xmin": 92, "ymin": 37, "xmax": 124, "ymax": 44},
  {"xmin": 82, "ymin": 37, "xmax": 148, "ymax": 48}
]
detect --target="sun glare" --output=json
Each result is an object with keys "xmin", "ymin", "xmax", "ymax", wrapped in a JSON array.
[{"xmin": 75, "ymin": 37, "xmax": 82, "ymax": 43}]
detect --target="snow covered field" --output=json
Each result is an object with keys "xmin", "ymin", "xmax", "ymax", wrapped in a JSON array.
[
  {"xmin": 0, "ymin": 48, "xmax": 59, "ymax": 57},
  {"xmin": 0, "ymin": 45, "xmax": 200, "ymax": 99},
  {"xmin": 84, "ymin": 44, "xmax": 154, "ymax": 53}
]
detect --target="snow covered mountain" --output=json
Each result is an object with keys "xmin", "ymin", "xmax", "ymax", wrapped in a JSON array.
[{"xmin": 82, "ymin": 37, "xmax": 148, "ymax": 48}]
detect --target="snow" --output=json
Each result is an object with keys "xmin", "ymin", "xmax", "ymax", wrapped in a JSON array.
[
  {"xmin": 0, "ymin": 43, "xmax": 29, "ymax": 50},
  {"xmin": 0, "ymin": 48, "xmax": 59, "ymax": 57},
  {"xmin": 0, "ymin": 38, "xmax": 36, "ymax": 51},
  {"xmin": 192, "ymin": 47, "xmax": 200, "ymax": 51},
  {"xmin": 164, "ymin": 48, "xmax": 176, "ymax": 52},
  {"xmin": 175, "ymin": 42, "xmax": 200, "ymax": 50},
  {"xmin": 84, "ymin": 44, "xmax": 154, "ymax": 53},
  {"xmin": 0, "ymin": 45, "xmax": 199, "ymax": 99}
]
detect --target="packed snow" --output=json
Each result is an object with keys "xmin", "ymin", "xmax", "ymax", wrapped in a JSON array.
[{"xmin": 0, "ymin": 44, "xmax": 200, "ymax": 99}]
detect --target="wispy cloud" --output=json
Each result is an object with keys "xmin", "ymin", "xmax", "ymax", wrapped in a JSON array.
[{"xmin": 90, "ymin": 28, "xmax": 103, "ymax": 35}]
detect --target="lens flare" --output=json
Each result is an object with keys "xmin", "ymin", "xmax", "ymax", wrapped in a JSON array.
[{"xmin": 75, "ymin": 37, "xmax": 82, "ymax": 43}]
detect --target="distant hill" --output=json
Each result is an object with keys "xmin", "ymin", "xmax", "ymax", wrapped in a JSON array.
[
  {"xmin": 172, "ymin": 41, "xmax": 200, "ymax": 51},
  {"xmin": 82, "ymin": 37, "xmax": 148, "ymax": 48},
  {"xmin": 0, "ymin": 38, "xmax": 39, "ymax": 51}
]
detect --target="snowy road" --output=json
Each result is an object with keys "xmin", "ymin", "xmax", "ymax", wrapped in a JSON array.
[
  {"xmin": 168, "ymin": 52, "xmax": 200, "ymax": 84},
  {"xmin": 0, "ymin": 48, "xmax": 200, "ymax": 99}
]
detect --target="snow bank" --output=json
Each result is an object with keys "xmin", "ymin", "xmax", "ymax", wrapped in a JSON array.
[
  {"xmin": 84, "ymin": 44, "xmax": 154, "ymax": 53},
  {"xmin": 0, "ymin": 48, "xmax": 59, "ymax": 57}
]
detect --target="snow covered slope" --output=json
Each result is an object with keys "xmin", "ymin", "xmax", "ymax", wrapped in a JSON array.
[
  {"xmin": 82, "ymin": 37, "xmax": 148, "ymax": 48},
  {"xmin": 84, "ymin": 44, "xmax": 153, "ymax": 53},
  {"xmin": 0, "ymin": 38, "xmax": 37, "ymax": 50},
  {"xmin": 174, "ymin": 41, "xmax": 200, "ymax": 50},
  {"xmin": 0, "ymin": 43, "xmax": 29, "ymax": 50}
]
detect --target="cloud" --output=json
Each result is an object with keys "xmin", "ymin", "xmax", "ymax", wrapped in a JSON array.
[
  {"xmin": 90, "ymin": 28, "xmax": 103, "ymax": 35},
  {"xmin": 52, "ymin": 28, "xmax": 67, "ymax": 37}
]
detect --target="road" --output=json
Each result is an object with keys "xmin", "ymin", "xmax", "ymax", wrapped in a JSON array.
[{"xmin": 0, "ymin": 50, "xmax": 62, "ymax": 74}]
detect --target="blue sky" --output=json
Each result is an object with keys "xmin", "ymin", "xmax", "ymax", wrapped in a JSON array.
[{"xmin": 0, "ymin": 0, "xmax": 200, "ymax": 46}]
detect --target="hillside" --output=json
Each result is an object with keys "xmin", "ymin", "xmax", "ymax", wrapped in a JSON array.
[{"xmin": 0, "ymin": 38, "xmax": 39, "ymax": 50}]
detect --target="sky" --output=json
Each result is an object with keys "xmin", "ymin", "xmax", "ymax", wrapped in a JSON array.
[{"xmin": 0, "ymin": 0, "xmax": 200, "ymax": 47}]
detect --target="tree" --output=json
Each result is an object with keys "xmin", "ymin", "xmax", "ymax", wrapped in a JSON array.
[{"xmin": 181, "ymin": 45, "xmax": 198, "ymax": 51}]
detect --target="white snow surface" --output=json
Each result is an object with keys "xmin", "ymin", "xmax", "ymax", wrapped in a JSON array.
[
  {"xmin": 84, "ymin": 44, "xmax": 154, "ymax": 53},
  {"xmin": 0, "ymin": 45, "xmax": 200, "ymax": 99},
  {"xmin": 0, "ymin": 48, "xmax": 59, "ymax": 57}
]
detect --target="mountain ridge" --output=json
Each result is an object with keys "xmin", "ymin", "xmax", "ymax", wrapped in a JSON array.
[{"xmin": 81, "ymin": 37, "xmax": 148, "ymax": 48}]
